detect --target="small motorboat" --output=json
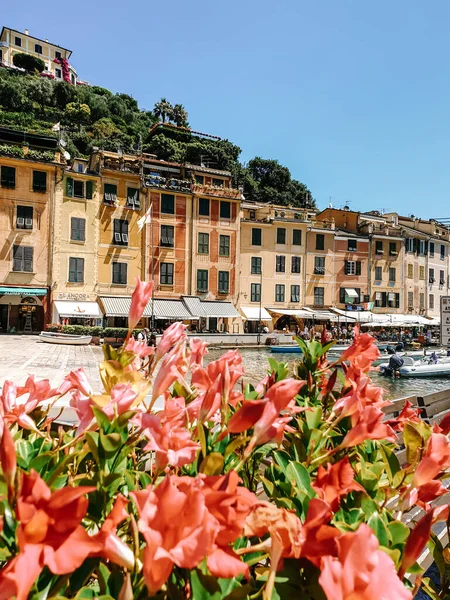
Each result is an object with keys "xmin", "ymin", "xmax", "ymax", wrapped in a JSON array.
[
  {"xmin": 270, "ymin": 345, "xmax": 302, "ymax": 354},
  {"xmin": 398, "ymin": 355, "xmax": 450, "ymax": 378},
  {"xmin": 39, "ymin": 331, "xmax": 92, "ymax": 346}
]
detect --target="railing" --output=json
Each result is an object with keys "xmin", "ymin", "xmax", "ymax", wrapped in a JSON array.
[
  {"xmin": 144, "ymin": 175, "xmax": 192, "ymax": 193},
  {"xmin": 193, "ymin": 183, "xmax": 242, "ymax": 199}
]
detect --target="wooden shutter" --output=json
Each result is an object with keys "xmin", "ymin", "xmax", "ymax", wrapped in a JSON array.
[
  {"xmin": 85, "ymin": 180, "xmax": 93, "ymax": 199},
  {"xmin": 120, "ymin": 263, "xmax": 127, "ymax": 284},
  {"xmin": 344, "ymin": 261, "xmax": 349, "ymax": 275},
  {"xmin": 355, "ymin": 288, "xmax": 361, "ymax": 301},
  {"xmin": 113, "ymin": 262, "xmax": 120, "ymax": 283},
  {"xmin": 70, "ymin": 218, "xmax": 76, "ymax": 240},
  {"xmin": 381, "ymin": 292, "xmax": 387, "ymax": 307},
  {"xmin": 340, "ymin": 288, "xmax": 346, "ymax": 303},
  {"xmin": 66, "ymin": 177, "xmax": 74, "ymax": 197},
  {"xmin": 24, "ymin": 247, "xmax": 33, "ymax": 272},
  {"xmin": 79, "ymin": 219, "xmax": 86, "ymax": 241},
  {"xmin": 356, "ymin": 261, "xmax": 361, "ymax": 275},
  {"xmin": 395, "ymin": 293, "xmax": 400, "ymax": 309},
  {"xmin": 77, "ymin": 258, "xmax": 84, "ymax": 283},
  {"xmin": 13, "ymin": 245, "xmax": 24, "ymax": 271}
]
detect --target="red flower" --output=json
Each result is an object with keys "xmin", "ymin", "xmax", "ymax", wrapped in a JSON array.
[
  {"xmin": 340, "ymin": 406, "xmax": 397, "ymax": 448},
  {"xmin": 338, "ymin": 327, "xmax": 380, "ymax": 373},
  {"xmin": 399, "ymin": 509, "xmax": 435, "ymax": 577},
  {"xmin": 128, "ymin": 278, "xmax": 153, "ymax": 332},
  {"xmin": 312, "ymin": 457, "xmax": 363, "ymax": 511},
  {"xmin": 386, "ymin": 400, "xmax": 422, "ymax": 431},
  {"xmin": 1, "ymin": 376, "xmax": 58, "ymax": 431},
  {"xmin": 155, "ymin": 321, "xmax": 186, "ymax": 362},
  {"xmin": 413, "ymin": 432, "xmax": 450, "ymax": 487},
  {"xmin": 0, "ymin": 418, "xmax": 17, "ymax": 503},
  {"xmin": 301, "ymin": 499, "xmax": 340, "ymax": 567}
]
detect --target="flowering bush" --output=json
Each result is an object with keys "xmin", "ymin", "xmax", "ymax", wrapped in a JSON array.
[{"xmin": 0, "ymin": 279, "xmax": 449, "ymax": 599}]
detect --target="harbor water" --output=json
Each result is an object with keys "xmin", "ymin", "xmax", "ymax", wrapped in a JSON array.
[{"xmin": 204, "ymin": 347, "xmax": 450, "ymax": 400}]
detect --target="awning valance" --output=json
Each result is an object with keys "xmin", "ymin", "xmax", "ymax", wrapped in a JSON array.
[
  {"xmin": 200, "ymin": 301, "xmax": 240, "ymax": 318},
  {"xmin": 54, "ymin": 300, "xmax": 102, "ymax": 319},
  {"xmin": 0, "ymin": 286, "xmax": 48, "ymax": 296},
  {"xmin": 308, "ymin": 310, "xmax": 338, "ymax": 321},
  {"xmin": 345, "ymin": 288, "xmax": 359, "ymax": 298},
  {"xmin": 240, "ymin": 306, "xmax": 272, "ymax": 321}
]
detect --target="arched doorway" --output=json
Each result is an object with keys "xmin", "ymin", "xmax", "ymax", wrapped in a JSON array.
[
  {"xmin": 274, "ymin": 315, "xmax": 300, "ymax": 332},
  {"xmin": 18, "ymin": 297, "xmax": 43, "ymax": 333}
]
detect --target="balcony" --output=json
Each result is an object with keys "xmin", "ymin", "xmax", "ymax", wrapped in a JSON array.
[
  {"xmin": 193, "ymin": 183, "xmax": 242, "ymax": 200},
  {"xmin": 144, "ymin": 174, "xmax": 191, "ymax": 193},
  {"xmin": 0, "ymin": 144, "xmax": 59, "ymax": 163},
  {"xmin": 103, "ymin": 157, "xmax": 140, "ymax": 174}
]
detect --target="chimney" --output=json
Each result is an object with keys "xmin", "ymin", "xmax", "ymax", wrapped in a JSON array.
[{"xmin": 24, "ymin": 29, "xmax": 29, "ymax": 35}]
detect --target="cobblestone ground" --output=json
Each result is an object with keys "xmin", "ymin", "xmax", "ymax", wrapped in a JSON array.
[{"xmin": 0, "ymin": 335, "xmax": 104, "ymax": 392}]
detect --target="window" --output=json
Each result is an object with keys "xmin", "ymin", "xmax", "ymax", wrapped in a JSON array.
[
  {"xmin": 12, "ymin": 245, "xmax": 33, "ymax": 272},
  {"xmin": 55, "ymin": 68, "xmax": 62, "ymax": 79},
  {"xmin": 419, "ymin": 266, "xmax": 425, "ymax": 280},
  {"xmin": 219, "ymin": 235, "xmax": 230, "ymax": 257},
  {"xmin": 429, "ymin": 242, "xmax": 435, "ymax": 257},
  {"xmin": 1, "ymin": 166, "xmax": 16, "ymax": 188},
  {"xmin": 198, "ymin": 232, "xmax": 209, "ymax": 254},
  {"xmin": 104, "ymin": 183, "xmax": 117, "ymax": 205},
  {"xmin": 160, "ymin": 225, "xmax": 174, "ymax": 247},
  {"xmin": 440, "ymin": 270, "xmax": 445, "ymax": 285},
  {"xmin": 73, "ymin": 180, "xmax": 84, "ymax": 198},
  {"xmin": 314, "ymin": 256, "xmax": 325, "ymax": 275},
  {"xmin": 220, "ymin": 201, "xmax": 231, "ymax": 219},
  {"xmin": 340, "ymin": 288, "xmax": 361, "ymax": 304},
  {"xmin": 375, "ymin": 292, "xmax": 383, "ymax": 308},
  {"xmin": 66, "ymin": 178, "xmax": 93, "ymax": 199},
  {"xmin": 429, "ymin": 268, "xmax": 435, "ymax": 284},
  {"xmin": 55, "ymin": 51, "xmax": 62, "ymax": 60},
  {"xmin": 314, "ymin": 287, "xmax": 324, "ymax": 306},
  {"xmin": 441, "ymin": 245, "xmax": 446, "ymax": 260},
  {"xmin": 406, "ymin": 238, "xmax": 414, "ymax": 253},
  {"xmin": 375, "ymin": 266, "xmax": 382, "ymax": 281},
  {"xmin": 420, "ymin": 293, "xmax": 425, "ymax": 309},
  {"xmin": 251, "ymin": 283, "xmax": 261, "ymax": 302},
  {"xmin": 293, "ymin": 229, "xmax": 302, "ymax": 245},
  {"xmin": 375, "ymin": 241, "xmax": 383, "ymax": 254},
  {"xmin": 213, "ymin": 178, "xmax": 224, "ymax": 187},
  {"xmin": 388, "ymin": 292, "xmax": 400, "ymax": 308},
  {"xmin": 291, "ymin": 285, "xmax": 300, "ymax": 302},
  {"xmin": 408, "ymin": 291, "xmax": 414, "ymax": 309},
  {"xmin": 429, "ymin": 294, "xmax": 434, "ymax": 310},
  {"xmin": 252, "ymin": 228, "xmax": 262, "ymax": 246},
  {"xmin": 344, "ymin": 261, "xmax": 361, "ymax": 275},
  {"xmin": 113, "ymin": 219, "xmax": 128, "ymax": 246},
  {"xmin": 160, "ymin": 262, "xmax": 174, "ymax": 285},
  {"xmin": 35, "ymin": 44, "xmax": 43, "ymax": 54},
  {"xmin": 348, "ymin": 239, "xmax": 357, "ymax": 252},
  {"xmin": 291, "ymin": 256, "xmax": 301, "ymax": 273},
  {"xmin": 111, "ymin": 262, "xmax": 127, "ymax": 285},
  {"xmin": 251, "ymin": 257, "xmax": 262, "ymax": 274},
  {"xmin": 389, "ymin": 267, "xmax": 396, "ymax": 282},
  {"xmin": 275, "ymin": 255, "xmax": 285, "ymax": 272},
  {"xmin": 389, "ymin": 242, "xmax": 397, "ymax": 256},
  {"xmin": 407, "ymin": 263, "xmax": 413, "ymax": 279},
  {"xmin": 16, "ymin": 206, "xmax": 33, "ymax": 230},
  {"xmin": 197, "ymin": 269, "xmax": 208, "ymax": 292},
  {"xmin": 70, "ymin": 217, "xmax": 85, "ymax": 241},
  {"xmin": 276, "ymin": 228, "xmax": 286, "ymax": 244},
  {"xmin": 161, "ymin": 193, "xmax": 175, "ymax": 214},
  {"xmin": 15, "ymin": 36, "xmax": 22, "ymax": 47},
  {"xmin": 316, "ymin": 234, "xmax": 324, "ymax": 250},
  {"xmin": 126, "ymin": 188, "xmax": 140, "ymax": 209},
  {"xmin": 199, "ymin": 198, "xmax": 210, "ymax": 216},
  {"xmin": 32, "ymin": 170, "xmax": 47, "ymax": 192},
  {"xmin": 418, "ymin": 240, "xmax": 426, "ymax": 255},
  {"xmin": 195, "ymin": 175, "xmax": 204, "ymax": 185},
  {"xmin": 68, "ymin": 257, "xmax": 84, "ymax": 283},
  {"xmin": 218, "ymin": 271, "xmax": 229, "ymax": 294},
  {"xmin": 275, "ymin": 284, "xmax": 285, "ymax": 302}
]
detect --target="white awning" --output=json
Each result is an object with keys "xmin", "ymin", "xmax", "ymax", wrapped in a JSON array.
[
  {"xmin": 54, "ymin": 301, "xmax": 102, "ymax": 319},
  {"xmin": 308, "ymin": 310, "xmax": 338, "ymax": 321},
  {"xmin": 266, "ymin": 308, "xmax": 314, "ymax": 319},
  {"xmin": 182, "ymin": 296, "xmax": 207, "ymax": 318},
  {"xmin": 200, "ymin": 301, "xmax": 240, "ymax": 318},
  {"xmin": 100, "ymin": 296, "xmax": 151, "ymax": 317},
  {"xmin": 345, "ymin": 288, "xmax": 359, "ymax": 298},
  {"xmin": 240, "ymin": 306, "xmax": 272, "ymax": 321},
  {"xmin": 154, "ymin": 299, "xmax": 197, "ymax": 320}
]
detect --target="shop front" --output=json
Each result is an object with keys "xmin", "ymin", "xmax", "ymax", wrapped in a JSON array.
[
  {"xmin": 0, "ymin": 286, "xmax": 49, "ymax": 333},
  {"xmin": 53, "ymin": 300, "xmax": 103, "ymax": 326}
]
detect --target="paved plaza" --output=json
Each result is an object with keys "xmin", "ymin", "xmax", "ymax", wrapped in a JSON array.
[{"xmin": 0, "ymin": 335, "xmax": 104, "ymax": 392}]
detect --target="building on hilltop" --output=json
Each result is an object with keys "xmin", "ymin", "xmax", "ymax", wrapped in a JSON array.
[{"xmin": 0, "ymin": 26, "xmax": 78, "ymax": 83}]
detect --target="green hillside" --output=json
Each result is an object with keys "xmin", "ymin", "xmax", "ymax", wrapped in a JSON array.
[{"xmin": 0, "ymin": 68, "xmax": 314, "ymax": 208}]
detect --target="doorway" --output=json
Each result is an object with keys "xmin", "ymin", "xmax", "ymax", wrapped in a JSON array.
[{"xmin": 0, "ymin": 305, "xmax": 8, "ymax": 333}]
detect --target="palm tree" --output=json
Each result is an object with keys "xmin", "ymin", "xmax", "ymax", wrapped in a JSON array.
[
  {"xmin": 171, "ymin": 104, "xmax": 189, "ymax": 128},
  {"xmin": 153, "ymin": 98, "xmax": 173, "ymax": 123}
]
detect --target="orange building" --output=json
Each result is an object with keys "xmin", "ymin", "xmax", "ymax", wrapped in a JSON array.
[{"xmin": 333, "ymin": 230, "xmax": 370, "ymax": 309}]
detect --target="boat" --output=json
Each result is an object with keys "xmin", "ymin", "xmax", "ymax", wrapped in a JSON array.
[
  {"xmin": 379, "ymin": 354, "xmax": 450, "ymax": 378},
  {"xmin": 38, "ymin": 331, "xmax": 92, "ymax": 346},
  {"xmin": 270, "ymin": 345, "xmax": 302, "ymax": 354}
]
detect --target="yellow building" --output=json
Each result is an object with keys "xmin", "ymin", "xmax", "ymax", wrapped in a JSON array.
[
  {"xmin": 0, "ymin": 26, "xmax": 78, "ymax": 83},
  {"xmin": 304, "ymin": 221, "xmax": 336, "ymax": 309},
  {"xmin": 239, "ymin": 203, "xmax": 312, "ymax": 332},
  {"xmin": 50, "ymin": 158, "xmax": 102, "ymax": 324},
  {"xmin": 0, "ymin": 129, "xmax": 62, "ymax": 332}
]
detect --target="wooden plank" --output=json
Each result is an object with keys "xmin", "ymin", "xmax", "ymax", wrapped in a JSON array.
[
  {"xmin": 422, "ymin": 398, "xmax": 450, "ymax": 419},
  {"xmin": 382, "ymin": 397, "xmax": 417, "ymax": 416},
  {"xmin": 431, "ymin": 409, "xmax": 450, "ymax": 425},
  {"xmin": 418, "ymin": 389, "xmax": 450, "ymax": 407}
]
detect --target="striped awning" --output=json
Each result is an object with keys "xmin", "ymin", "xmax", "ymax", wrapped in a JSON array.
[
  {"xmin": 154, "ymin": 299, "xmax": 197, "ymax": 320},
  {"xmin": 182, "ymin": 296, "xmax": 207, "ymax": 318},
  {"xmin": 100, "ymin": 296, "xmax": 153, "ymax": 318},
  {"xmin": 200, "ymin": 301, "xmax": 240, "ymax": 318}
]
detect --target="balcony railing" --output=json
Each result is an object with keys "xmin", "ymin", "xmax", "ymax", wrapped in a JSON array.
[
  {"xmin": 144, "ymin": 175, "xmax": 192, "ymax": 193},
  {"xmin": 193, "ymin": 183, "xmax": 242, "ymax": 200}
]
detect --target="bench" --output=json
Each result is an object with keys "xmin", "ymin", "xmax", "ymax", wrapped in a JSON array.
[{"xmin": 417, "ymin": 389, "xmax": 450, "ymax": 426}]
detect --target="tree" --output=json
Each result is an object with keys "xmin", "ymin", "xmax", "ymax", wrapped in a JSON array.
[
  {"xmin": 153, "ymin": 98, "xmax": 173, "ymax": 123},
  {"xmin": 171, "ymin": 104, "xmax": 189, "ymax": 128},
  {"xmin": 12, "ymin": 52, "xmax": 45, "ymax": 73},
  {"xmin": 65, "ymin": 102, "xmax": 91, "ymax": 130},
  {"xmin": 28, "ymin": 79, "xmax": 54, "ymax": 115}
]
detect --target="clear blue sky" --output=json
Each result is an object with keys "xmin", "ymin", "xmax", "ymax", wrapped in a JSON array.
[{"xmin": 3, "ymin": 1, "xmax": 450, "ymax": 217}]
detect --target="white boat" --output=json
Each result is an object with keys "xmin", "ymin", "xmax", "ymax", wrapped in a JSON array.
[
  {"xmin": 39, "ymin": 331, "xmax": 92, "ymax": 346},
  {"xmin": 398, "ymin": 355, "xmax": 450, "ymax": 377}
]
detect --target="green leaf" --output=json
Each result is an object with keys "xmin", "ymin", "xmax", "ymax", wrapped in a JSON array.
[
  {"xmin": 198, "ymin": 423, "xmax": 207, "ymax": 458},
  {"xmin": 190, "ymin": 569, "xmax": 221, "ymax": 599},
  {"xmin": 85, "ymin": 432, "xmax": 101, "ymax": 465},
  {"xmin": 285, "ymin": 462, "xmax": 314, "ymax": 497},
  {"xmin": 379, "ymin": 445, "xmax": 401, "ymax": 483},
  {"xmin": 91, "ymin": 405, "xmax": 111, "ymax": 432},
  {"xmin": 368, "ymin": 513, "xmax": 389, "ymax": 547},
  {"xmin": 403, "ymin": 422, "xmax": 424, "ymax": 465},
  {"xmin": 99, "ymin": 431, "xmax": 122, "ymax": 455},
  {"xmin": 273, "ymin": 451, "xmax": 291, "ymax": 475},
  {"xmin": 200, "ymin": 453, "xmax": 224, "ymax": 475},
  {"xmin": 305, "ymin": 406, "xmax": 322, "ymax": 430},
  {"xmin": 224, "ymin": 435, "xmax": 247, "ymax": 459},
  {"xmin": 388, "ymin": 521, "xmax": 409, "ymax": 547}
]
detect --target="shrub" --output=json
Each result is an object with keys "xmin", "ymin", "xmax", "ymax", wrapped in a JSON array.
[
  {"xmin": 103, "ymin": 327, "xmax": 128, "ymax": 339},
  {"xmin": 12, "ymin": 52, "xmax": 45, "ymax": 73},
  {"xmin": 45, "ymin": 323, "xmax": 62, "ymax": 332},
  {"xmin": 0, "ymin": 144, "xmax": 24, "ymax": 158}
]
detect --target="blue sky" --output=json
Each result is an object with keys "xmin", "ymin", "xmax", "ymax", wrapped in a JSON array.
[{"xmin": 3, "ymin": 1, "xmax": 450, "ymax": 216}]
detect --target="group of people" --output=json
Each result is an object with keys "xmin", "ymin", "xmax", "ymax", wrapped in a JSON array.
[{"xmin": 135, "ymin": 328, "xmax": 157, "ymax": 346}]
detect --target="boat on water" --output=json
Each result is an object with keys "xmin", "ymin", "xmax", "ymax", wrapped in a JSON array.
[
  {"xmin": 379, "ymin": 353, "xmax": 450, "ymax": 378},
  {"xmin": 38, "ymin": 331, "xmax": 92, "ymax": 346},
  {"xmin": 270, "ymin": 345, "xmax": 302, "ymax": 354}
]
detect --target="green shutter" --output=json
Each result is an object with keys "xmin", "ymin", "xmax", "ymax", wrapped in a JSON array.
[
  {"xmin": 85, "ymin": 180, "xmax": 93, "ymax": 199},
  {"xmin": 77, "ymin": 258, "xmax": 84, "ymax": 283},
  {"xmin": 356, "ymin": 261, "xmax": 361, "ymax": 275},
  {"xmin": 66, "ymin": 177, "xmax": 73, "ymax": 197}
]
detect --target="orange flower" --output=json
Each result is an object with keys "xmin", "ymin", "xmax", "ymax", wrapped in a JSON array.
[
  {"xmin": 0, "ymin": 418, "xmax": 17, "ymax": 503},
  {"xmin": 319, "ymin": 524, "xmax": 412, "ymax": 600},
  {"xmin": 386, "ymin": 400, "xmax": 422, "ymax": 431},
  {"xmin": 334, "ymin": 373, "xmax": 387, "ymax": 423},
  {"xmin": 340, "ymin": 405, "xmax": 397, "ymax": 448},
  {"xmin": 312, "ymin": 457, "xmax": 363, "ymax": 511},
  {"xmin": 399, "ymin": 509, "xmax": 435, "ymax": 578},
  {"xmin": 1, "ymin": 376, "xmax": 58, "ymax": 431},
  {"xmin": 189, "ymin": 337, "xmax": 209, "ymax": 367},
  {"xmin": 128, "ymin": 278, "xmax": 153, "ymax": 332},
  {"xmin": 155, "ymin": 321, "xmax": 186, "ymax": 362},
  {"xmin": 301, "ymin": 499, "xmax": 340, "ymax": 567},
  {"xmin": 338, "ymin": 327, "xmax": 380, "ymax": 373},
  {"xmin": 413, "ymin": 432, "xmax": 450, "ymax": 487},
  {"xmin": 152, "ymin": 344, "xmax": 188, "ymax": 402}
]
